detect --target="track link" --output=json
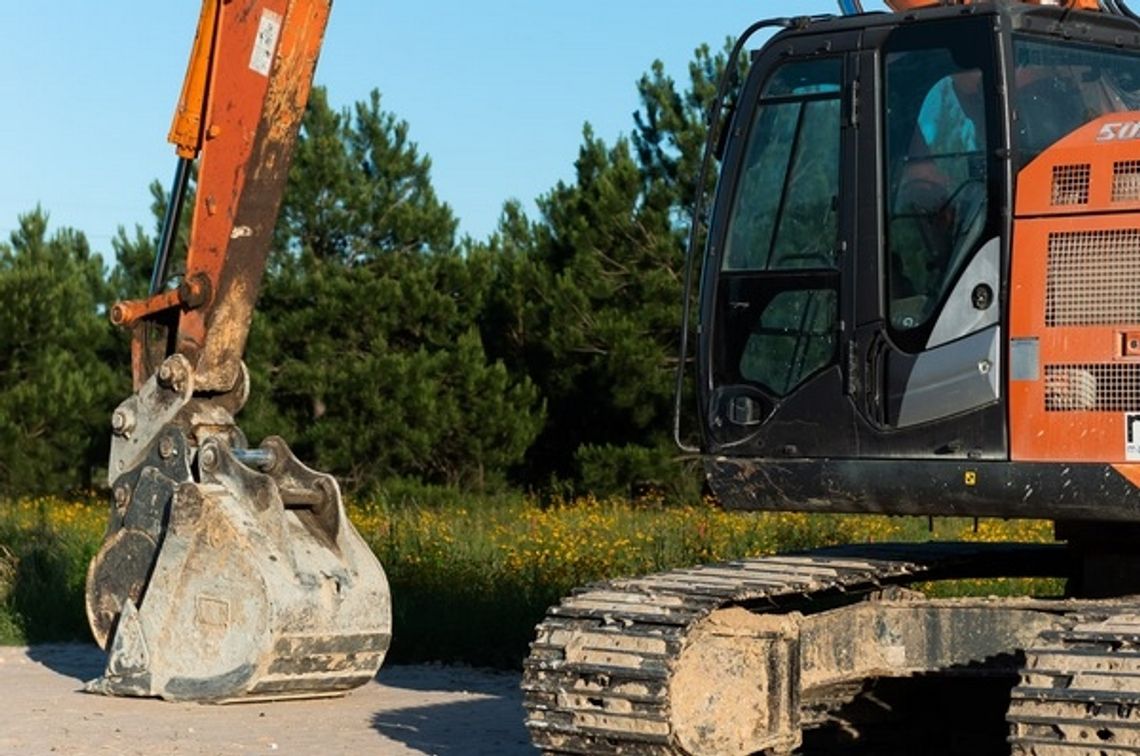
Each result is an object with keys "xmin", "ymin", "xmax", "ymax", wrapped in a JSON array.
[
  {"xmin": 523, "ymin": 542, "xmax": 1063, "ymax": 755},
  {"xmin": 1010, "ymin": 615, "xmax": 1140, "ymax": 755}
]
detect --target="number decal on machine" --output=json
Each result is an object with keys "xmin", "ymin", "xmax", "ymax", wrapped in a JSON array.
[
  {"xmin": 1126, "ymin": 413, "xmax": 1140, "ymax": 461},
  {"xmin": 1097, "ymin": 121, "xmax": 1140, "ymax": 142}
]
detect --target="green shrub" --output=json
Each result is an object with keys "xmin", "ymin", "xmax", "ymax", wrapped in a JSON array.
[
  {"xmin": 574, "ymin": 443, "xmax": 703, "ymax": 502},
  {"xmin": 0, "ymin": 545, "xmax": 21, "ymax": 644}
]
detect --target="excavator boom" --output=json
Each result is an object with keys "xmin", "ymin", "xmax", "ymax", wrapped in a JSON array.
[
  {"xmin": 114, "ymin": 0, "xmax": 328, "ymax": 392},
  {"xmin": 85, "ymin": 0, "xmax": 392, "ymax": 702}
]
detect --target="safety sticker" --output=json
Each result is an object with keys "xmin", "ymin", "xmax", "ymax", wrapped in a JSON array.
[
  {"xmin": 1126, "ymin": 413, "xmax": 1140, "ymax": 461},
  {"xmin": 249, "ymin": 9, "xmax": 283, "ymax": 77}
]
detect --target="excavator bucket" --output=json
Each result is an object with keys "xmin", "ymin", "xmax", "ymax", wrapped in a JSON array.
[
  {"xmin": 85, "ymin": 356, "xmax": 392, "ymax": 701},
  {"xmin": 82, "ymin": 0, "xmax": 392, "ymax": 701}
]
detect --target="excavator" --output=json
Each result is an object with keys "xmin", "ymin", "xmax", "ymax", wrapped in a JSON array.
[
  {"xmin": 83, "ymin": 0, "xmax": 390, "ymax": 701},
  {"xmin": 520, "ymin": 0, "xmax": 1140, "ymax": 754},
  {"xmin": 79, "ymin": 0, "xmax": 1140, "ymax": 751}
]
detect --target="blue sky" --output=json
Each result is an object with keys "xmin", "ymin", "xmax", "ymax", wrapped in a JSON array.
[{"xmin": 0, "ymin": 2, "xmax": 842, "ymax": 257}]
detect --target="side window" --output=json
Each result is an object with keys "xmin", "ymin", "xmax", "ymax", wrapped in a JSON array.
[
  {"xmin": 723, "ymin": 59, "xmax": 842, "ymax": 272},
  {"xmin": 739, "ymin": 289, "xmax": 838, "ymax": 395},
  {"xmin": 716, "ymin": 58, "xmax": 843, "ymax": 399},
  {"xmin": 885, "ymin": 37, "xmax": 992, "ymax": 340}
]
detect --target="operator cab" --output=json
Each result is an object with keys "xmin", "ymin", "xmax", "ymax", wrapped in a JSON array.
[{"xmin": 697, "ymin": 4, "xmax": 1140, "ymax": 519}]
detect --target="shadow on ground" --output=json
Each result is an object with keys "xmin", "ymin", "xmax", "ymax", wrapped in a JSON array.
[
  {"xmin": 372, "ymin": 698, "xmax": 532, "ymax": 755},
  {"xmin": 373, "ymin": 667, "xmax": 530, "ymax": 755},
  {"xmin": 25, "ymin": 642, "xmax": 104, "ymax": 683}
]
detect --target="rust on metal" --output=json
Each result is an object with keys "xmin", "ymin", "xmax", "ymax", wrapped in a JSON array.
[
  {"xmin": 110, "ymin": 275, "xmax": 211, "ymax": 330},
  {"xmin": 112, "ymin": 290, "xmax": 184, "ymax": 329}
]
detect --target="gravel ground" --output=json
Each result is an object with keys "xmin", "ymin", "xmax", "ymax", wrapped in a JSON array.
[{"xmin": 0, "ymin": 645, "xmax": 533, "ymax": 755}]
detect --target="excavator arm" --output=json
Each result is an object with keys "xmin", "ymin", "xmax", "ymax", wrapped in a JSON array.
[
  {"xmin": 113, "ymin": 0, "xmax": 325, "ymax": 392},
  {"xmin": 84, "ymin": 0, "xmax": 392, "ymax": 702}
]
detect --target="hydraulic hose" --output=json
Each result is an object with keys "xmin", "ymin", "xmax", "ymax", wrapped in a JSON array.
[{"xmin": 151, "ymin": 157, "xmax": 193, "ymax": 296}]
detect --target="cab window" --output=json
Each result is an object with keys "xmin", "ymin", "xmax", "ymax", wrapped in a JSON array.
[
  {"xmin": 723, "ymin": 59, "xmax": 842, "ymax": 272},
  {"xmin": 884, "ymin": 26, "xmax": 996, "ymax": 344},
  {"xmin": 1013, "ymin": 37, "xmax": 1140, "ymax": 168},
  {"xmin": 717, "ymin": 58, "xmax": 842, "ymax": 398}
]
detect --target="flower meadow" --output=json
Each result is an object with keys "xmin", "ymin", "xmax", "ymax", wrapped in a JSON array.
[{"xmin": 0, "ymin": 491, "xmax": 1058, "ymax": 665}]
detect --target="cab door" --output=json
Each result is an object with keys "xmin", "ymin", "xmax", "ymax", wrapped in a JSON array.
[
  {"xmin": 854, "ymin": 17, "xmax": 1007, "ymax": 459},
  {"xmin": 699, "ymin": 39, "xmax": 859, "ymax": 458}
]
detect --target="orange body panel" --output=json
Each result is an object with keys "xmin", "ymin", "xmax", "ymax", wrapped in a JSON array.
[
  {"xmin": 1010, "ymin": 113, "xmax": 1140, "ymax": 463},
  {"xmin": 123, "ymin": 0, "xmax": 331, "ymax": 393},
  {"xmin": 1112, "ymin": 462, "xmax": 1140, "ymax": 487},
  {"xmin": 885, "ymin": 0, "xmax": 1098, "ymax": 10}
]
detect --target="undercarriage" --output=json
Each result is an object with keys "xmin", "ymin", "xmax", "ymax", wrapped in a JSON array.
[{"xmin": 523, "ymin": 540, "xmax": 1140, "ymax": 755}]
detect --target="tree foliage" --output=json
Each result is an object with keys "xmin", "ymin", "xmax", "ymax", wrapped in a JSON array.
[
  {"xmin": 109, "ymin": 176, "xmax": 194, "ymax": 302},
  {"xmin": 242, "ymin": 88, "xmax": 543, "ymax": 492},
  {"xmin": 0, "ymin": 210, "xmax": 124, "ymax": 494},
  {"xmin": 277, "ymin": 88, "xmax": 456, "ymax": 264},
  {"xmin": 2, "ymin": 41, "xmax": 737, "ymax": 499},
  {"xmin": 481, "ymin": 43, "xmax": 732, "ymax": 497}
]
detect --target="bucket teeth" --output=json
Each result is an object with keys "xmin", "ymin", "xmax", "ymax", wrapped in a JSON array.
[
  {"xmin": 84, "ymin": 599, "xmax": 154, "ymax": 698},
  {"xmin": 105, "ymin": 598, "xmax": 149, "ymax": 677}
]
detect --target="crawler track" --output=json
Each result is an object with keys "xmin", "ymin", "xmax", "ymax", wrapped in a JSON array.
[
  {"xmin": 1010, "ymin": 615, "xmax": 1140, "ymax": 754},
  {"xmin": 522, "ymin": 542, "xmax": 1064, "ymax": 755}
]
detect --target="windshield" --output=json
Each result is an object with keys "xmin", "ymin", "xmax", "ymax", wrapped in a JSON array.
[
  {"xmin": 1013, "ymin": 36, "xmax": 1140, "ymax": 168},
  {"xmin": 722, "ymin": 58, "xmax": 842, "ymax": 272}
]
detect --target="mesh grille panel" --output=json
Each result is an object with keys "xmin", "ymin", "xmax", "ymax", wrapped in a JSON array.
[
  {"xmin": 1046, "ymin": 229, "xmax": 1140, "ymax": 326},
  {"xmin": 1045, "ymin": 364, "xmax": 1140, "ymax": 412},
  {"xmin": 1115, "ymin": 160, "xmax": 1140, "ymax": 202},
  {"xmin": 1052, "ymin": 163, "xmax": 1090, "ymax": 206}
]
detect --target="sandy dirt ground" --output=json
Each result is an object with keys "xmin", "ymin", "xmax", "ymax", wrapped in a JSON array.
[{"xmin": 0, "ymin": 645, "xmax": 533, "ymax": 755}]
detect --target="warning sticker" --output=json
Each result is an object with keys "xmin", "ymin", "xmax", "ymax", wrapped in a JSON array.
[
  {"xmin": 1126, "ymin": 413, "xmax": 1140, "ymax": 461},
  {"xmin": 249, "ymin": 9, "xmax": 283, "ymax": 77}
]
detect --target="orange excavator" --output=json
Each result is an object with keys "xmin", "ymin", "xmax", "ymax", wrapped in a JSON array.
[
  {"xmin": 84, "ymin": 0, "xmax": 390, "ymax": 701},
  {"xmin": 521, "ymin": 0, "xmax": 1140, "ymax": 753},
  {"xmin": 83, "ymin": 0, "xmax": 1140, "ymax": 751}
]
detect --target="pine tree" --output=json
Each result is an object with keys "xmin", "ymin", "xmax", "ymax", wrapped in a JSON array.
[
  {"xmin": 481, "ymin": 44, "xmax": 733, "ymax": 497},
  {"xmin": 242, "ymin": 88, "xmax": 544, "ymax": 491},
  {"xmin": 110, "ymin": 176, "xmax": 194, "ymax": 301},
  {"xmin": 0, "ymin": 209, "xmax": 125, "ymax": 494}
]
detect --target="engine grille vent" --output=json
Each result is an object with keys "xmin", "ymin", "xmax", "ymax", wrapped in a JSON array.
[
  {"xmin": 1045, "ymin": 364, "xmax": 1140, "ymax": 412},
  {"xmin": 1114, "ymin": 160, "xmax": 1140, "ymax": 203},
  {"xmin": 1046, "ymin": 229, "xmax": 1140, "ymax": 327},
  {"xmin": 1052, "ymin": 163, "xmax": 1091, "ymax": 206}
]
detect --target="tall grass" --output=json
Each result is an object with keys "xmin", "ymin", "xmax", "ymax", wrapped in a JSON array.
[
  {"xmin": 352, "ymin": 492, "xmax": 1057, "ymax": 665},
  {"xmin": 0, "ymin": 491, "xmax": 1056, "ymax": 666},
  {"xmin": 0, "ymin": 496, "xmax": 104, "ymax": 644}
]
